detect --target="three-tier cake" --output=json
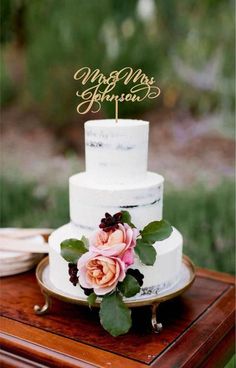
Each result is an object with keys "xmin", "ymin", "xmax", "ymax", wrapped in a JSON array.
[{"xmin": 49, "ymin": 119, "xmax": 183, "ymax": 297}]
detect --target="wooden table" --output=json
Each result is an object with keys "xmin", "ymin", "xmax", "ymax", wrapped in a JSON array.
[{"xmin": 0, "ymin": 261, "xmax": 235, "ymax": 368}]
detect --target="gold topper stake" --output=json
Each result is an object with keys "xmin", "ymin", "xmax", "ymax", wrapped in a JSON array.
[
  {"xmin": 74, "ymin": 67, "xmax": 161, "ymax": 122},
  {"xmin": 115, "ymin": 99, "xmax": 118, "ymax": 123}
]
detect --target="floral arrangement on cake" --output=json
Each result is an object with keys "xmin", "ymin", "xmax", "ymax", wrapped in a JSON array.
[{"xmin": 60, "ymin": 211, "xmax": 172, "ymax": 336}]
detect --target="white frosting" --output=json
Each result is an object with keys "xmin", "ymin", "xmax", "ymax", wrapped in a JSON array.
[
  {"xmin": 48, "ymin": 118, "xmax": 183, "ymax": 298},
  {"xmin": 85, "ymin": 119, "xmax": 149, "ymax": 185},
  {"xmin": 70, "ymin": 171, "xmax": 164, "ymax": 231},
  {"xmin": 49, "ymin": 223, "xmax": 183, "ymax": 297},
  {"xmin": 133, "ymin": 228, "xmax": 183, "ymax": 288}
]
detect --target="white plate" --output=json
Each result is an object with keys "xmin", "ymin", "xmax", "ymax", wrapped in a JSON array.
[
  {"xmin": 0, "ymin": 254, "xmax": 44, "ymax": 277},
  {"xmin": 0, "ymin": 254, "xmax": 43, "ymax": 271},
  {"xmin": 0, "ymin": 250, "xmax": 33, "ymax": 263},
  {"xmin": 0, "ymin": 228, "xmax": 46, "ymax": 276}
]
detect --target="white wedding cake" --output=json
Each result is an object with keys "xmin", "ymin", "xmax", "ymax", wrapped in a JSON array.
[{"xmin": 49, "ymin": 119, "xmax": 183, "ymax": 298}]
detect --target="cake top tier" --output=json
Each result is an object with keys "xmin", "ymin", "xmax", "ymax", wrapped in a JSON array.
[
  {"xmin": 85, "ymin": 119, "xmax": 149, "ymax": 185},
  {"xmin": 86, "ymin": 119, "xmax": 148, "ymax": 128}
]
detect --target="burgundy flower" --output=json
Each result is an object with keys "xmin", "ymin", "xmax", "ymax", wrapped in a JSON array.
[
  {"xmin": 99, "ymin": 212, "xmax": 123, "ymax": 232},
  {"xmin": 68, "ymin": 263, "xmax": 79, "ymax": 286}
]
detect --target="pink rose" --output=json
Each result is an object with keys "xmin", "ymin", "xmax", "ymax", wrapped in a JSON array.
[
  {"xmin": 90, "ymin": 223, "xmax": 139, "ymax": 267},
  {"xmin": 77, "ymin": 252, "xmax": 126, "ymax": 295}
]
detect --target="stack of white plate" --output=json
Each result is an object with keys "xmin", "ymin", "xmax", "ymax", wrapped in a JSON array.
[{"xmin": 0, "ymin": 229, "xmax": 49, "ymax": 277}]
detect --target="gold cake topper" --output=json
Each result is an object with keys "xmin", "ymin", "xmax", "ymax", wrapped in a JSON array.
[{"xmin": 74, "ymin": 67, "xmax": 161, "ymax": 122}]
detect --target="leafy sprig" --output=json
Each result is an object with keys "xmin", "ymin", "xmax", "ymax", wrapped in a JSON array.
[
  {"xmin": 60, "ymin": 238, "xmax": 88, "ymax": 263},
  {"xmin": 120, "ymin": 210, "xmax": 135, "ymax": 228},
  {"xmin": 60, "ymin": 211, "xmax": 173, "ymax": 336},
  {"xmin": 99, "ymin": 292, "xmax": 131, "ymax": 337},
  {"xmin": 134, "ymin": 219, "xmax": 173, "ymax": 266}
]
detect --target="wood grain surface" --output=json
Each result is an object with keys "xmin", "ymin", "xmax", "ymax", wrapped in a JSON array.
[{"xmin": 0, "ymin": 261, "xmax": 235, "ymax": 368}]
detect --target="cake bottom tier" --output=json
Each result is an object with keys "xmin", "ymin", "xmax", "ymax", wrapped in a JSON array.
[{"xmin": 49, "ymin": 223, "xmax": 183, "ymax": 298}]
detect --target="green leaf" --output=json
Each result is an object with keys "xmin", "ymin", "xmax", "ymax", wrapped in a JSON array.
[
  {"xmin": 60, "ymin": 238, "xmax": 88, "ymax": 263},
  {"xmin": 87, "ymin": 292, "xmax": 97, "ymax": 308},
  {"xmin": 81, "ymin": 235, "xmax": 89, "ymax": 249},
  {"xmin": 135, "ymin": 239, "xmax": 157, "ymax": 265},
  {"xmin": 99, "ymin": 292, "xmax": 132, "ymax": 337},
  {"xmin": 121, "ymin": 211, "xmax": 135, "ymax": 228},
  {"xmin": 140, "ymin": 220, "xmax": 172, "ymax": 244},
  {"xmin": 118, "ymin": 274, "xmax": 140, "ymax": 297}
]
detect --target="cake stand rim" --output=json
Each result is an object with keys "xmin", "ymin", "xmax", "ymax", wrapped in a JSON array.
[{"xmin": 35, "ymin": 255, "xmax": 196, "ymax": 308}]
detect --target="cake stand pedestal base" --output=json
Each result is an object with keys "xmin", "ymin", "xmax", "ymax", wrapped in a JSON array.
[
  {"xmin": 151, "ymin": 303, "xmax": 163, "ymax": 333},
  {"xmin": 34, "ymin": 292, "xmax": 52, "ymax": 316},
  {"xmin": 33, "ymin": 255, "xmax": 195, "ymax": 334},
  {"xmin": 34, "ymin": 292, "xmax": 163, "ymax": 333}
]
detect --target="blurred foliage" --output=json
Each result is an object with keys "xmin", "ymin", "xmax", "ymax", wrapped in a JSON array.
[
  {"xmin": 0, "ymin": 175, "xmax": 69, "ymax": 229},
  {"xmin": 164, "ymin": 181, "xmax": 235, "ymax": 274},
  {"xmin": 226, "ymin": 356, "xmax": 235, "ymax": 368},
  {"xmin": 0, "ymin": 0, "xmax": 11, "ymax": 44},
  {"xmin": 0, "ymin": 57, "xmax": 15, "ymax": 107},
  {"xmin": 1, "ymin": 174, "xmax": 235, "ymax": 274},
  {"xmin": 0, "ymin": 0, "xmax": 235, "ymax": 126}
]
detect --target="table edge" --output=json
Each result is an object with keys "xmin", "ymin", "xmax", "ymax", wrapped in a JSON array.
[
  {"xmin": 0, "ymin": 319, "xmax": 147, "ymax": 368},
  {"xmin": 0, "ymin": 268, "xmax": 235, "ymax": 368},
  {"xmin": 150, "ymin": 285, "xmax": 235, "ymax": 368}
]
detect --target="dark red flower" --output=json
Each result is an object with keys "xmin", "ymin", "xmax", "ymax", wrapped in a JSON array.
[
  {"xmin": 68, "ymin": 263, "xmax": 79, "ymax": 286},
  {"xmin": 99, "ymin": 212, "xmax": 123, "ymax": 232}
]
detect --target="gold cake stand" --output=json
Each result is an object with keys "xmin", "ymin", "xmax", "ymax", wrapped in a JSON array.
[{"xmin": 34, "ymin": 255, "xmax": 195, "ymax": 333}]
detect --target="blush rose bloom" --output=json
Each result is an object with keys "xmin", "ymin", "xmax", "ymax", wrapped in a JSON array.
[
  {"xmin": 89, "ymin": 223, "xmax": 139, "ymax": 267},
  {"xmin": 77, "ymin": 252, "xmax": 126, "ymax": 295}
]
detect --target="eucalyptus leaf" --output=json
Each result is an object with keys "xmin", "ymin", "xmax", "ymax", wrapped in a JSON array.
[
  {"xmin": 135, "ymin": 239, "xmax": 157, "ymax": 265},
  {"xmin": 121, "ymin": 211, "xmax": 135, "ymax": 228},
  {"xmin": 60, "ymin": 238, "xmax": 88, "ymax": 263},
  {"xmin": 81, "ymin": 235, "xmax": 89, "ymax": 249},
  {"xmin": 140, "ymin": 220, "xmax": 172, "ymax": 244},
  {"xmin": 87, "ymin": 292, "xmax": 97, "ymax": 308},
  {"xmin": 118, "ymin": 274, "xmax": 140, "ymax": 297},
  {"xmin": 99, "ymin": 292, "xmax": 132, "ymax": 337}
]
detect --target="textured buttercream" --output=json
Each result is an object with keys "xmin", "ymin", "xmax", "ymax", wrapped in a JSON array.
[{"xmin": 48, "ymin": 118, "xmax": 183, "ymax": 298}]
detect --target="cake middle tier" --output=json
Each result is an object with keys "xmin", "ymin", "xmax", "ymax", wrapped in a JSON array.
[{"xmin": 70, "ymin": 172, "xmax": 164, "ymax": 231}]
